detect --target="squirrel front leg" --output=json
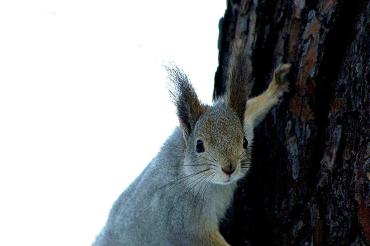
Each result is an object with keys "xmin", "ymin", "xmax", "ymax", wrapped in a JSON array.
[
  {"xmin": 209, "ymin": 231, "xmax": 230, "ymax": 246},
  {"xmin": 244, "ymin": 64, "xmax": 291, "ymax": 132}
]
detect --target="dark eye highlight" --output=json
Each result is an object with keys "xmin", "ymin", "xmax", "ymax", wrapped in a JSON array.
[
  {"xmin": 196, "ymin": 139, "xmax": 205, "ymax": 153},
  {"xmin": 243, "ymin": 137, "xmax": 248, "ymax": 149}
]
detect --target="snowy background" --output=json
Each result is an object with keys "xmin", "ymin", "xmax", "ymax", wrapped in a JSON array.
[{"xmin": 0, "ymin": 0, "xmax": 225, "ymax": 245}]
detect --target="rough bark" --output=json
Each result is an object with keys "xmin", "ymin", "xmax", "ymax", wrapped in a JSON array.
[{"xmin": 214, "ymin": 0, "xmax": 370, "ymax": 245}]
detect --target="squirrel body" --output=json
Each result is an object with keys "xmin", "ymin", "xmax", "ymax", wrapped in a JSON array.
[
  {"xmin": 94, "ymin": 108, "xmax": 239, "ymax": 246},
  {"xmin": 93, "ymin": 47, "xmax": 291, "ymax": 245}
]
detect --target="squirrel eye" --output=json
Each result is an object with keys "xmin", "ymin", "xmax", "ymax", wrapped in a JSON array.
[
  {"xmin": 243, "ymin": 137, "xmax": 248, "ymax": 149},
  {"xmin": 196, "ymin": 139, "xmax": 205, "ymax": 153}
]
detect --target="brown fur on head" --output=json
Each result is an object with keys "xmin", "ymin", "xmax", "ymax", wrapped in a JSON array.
[
  {"xmin": 166, "ymin": 45, "xmax": 290, "ymax": 185},
  {"xmin": 167, "ymin": 59, "xmax": 251, "ymax": 185}
]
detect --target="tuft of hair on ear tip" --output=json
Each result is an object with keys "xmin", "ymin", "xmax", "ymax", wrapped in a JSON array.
[
  {"xmin": 164, "ymin": 64, "xmax": 205, "ymax": 136},
  {"xmin": 225, "ymin": 42, "xmax": 253, "ymax": 122},
  {"xmin": 164, "ymin": 64, "xmax": 192, "ymax": 105}
]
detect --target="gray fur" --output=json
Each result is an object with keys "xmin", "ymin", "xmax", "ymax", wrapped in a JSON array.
[
  {"xmin": 93, "ymin": 62, "xmax": 290, "ymax": 246},
  {"xmin": 93, "ymin": 105, "xmax": 248, "ymax": 246}
]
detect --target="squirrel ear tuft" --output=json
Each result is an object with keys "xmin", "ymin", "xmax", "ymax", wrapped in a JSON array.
[
  {"xmin": 225, "ymin": 42, "xmax": 252, "ymax": 122},
  {"xmin": 166, "ymin": 65, "xmax": 205, "ymax": 137}
]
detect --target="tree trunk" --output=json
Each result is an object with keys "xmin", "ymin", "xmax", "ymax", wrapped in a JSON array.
[{"xmin": 214, "ymin": 0, "xmax": 370, "ymax": 245}]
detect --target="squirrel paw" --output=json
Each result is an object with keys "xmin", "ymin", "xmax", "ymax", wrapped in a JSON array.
[
  {"xmin": 274, "ymin": 63, "xmax": 291, "ymax": 84},
  {"xmin": 269, "ymin": 63, "xmax": 291, "ymax": 97}
]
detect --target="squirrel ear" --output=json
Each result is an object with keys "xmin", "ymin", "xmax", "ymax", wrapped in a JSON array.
[
  {"xmin": 224, "ymin": 43, "xmax": 252, "ymax": 123},
  {"xmin": 166, "ymin": 65, "xmax": 205, "ymax": 138}
]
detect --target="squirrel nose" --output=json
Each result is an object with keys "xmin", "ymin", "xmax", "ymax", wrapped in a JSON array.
[{"xmin": 222, "ymin": 164, "xmax": 235, "ymax": 175}]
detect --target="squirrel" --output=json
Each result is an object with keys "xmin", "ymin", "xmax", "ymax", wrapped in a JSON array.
[{"xmin": 93, "ymin": 44, "xmax": 291, "ymax": 245}]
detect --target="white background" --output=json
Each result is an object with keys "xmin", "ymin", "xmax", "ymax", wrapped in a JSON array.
[{"xmin": 0, "ymin": 0, "xmax": 226, "ymax": 245}]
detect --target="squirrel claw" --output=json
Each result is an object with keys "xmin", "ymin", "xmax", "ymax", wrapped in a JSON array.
[{"xmin": 274, "ymin": 63, "xmax": 291, "ymax": 84}]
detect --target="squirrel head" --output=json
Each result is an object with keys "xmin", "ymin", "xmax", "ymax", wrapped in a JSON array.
[{"xmin": 167, "ymin": 62, "xmax": 252, "ymax": 185}]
